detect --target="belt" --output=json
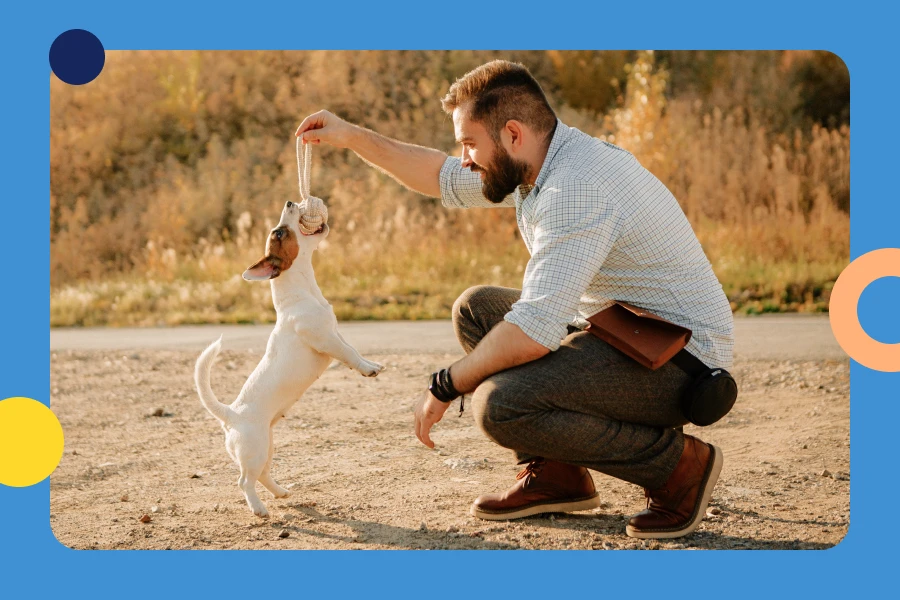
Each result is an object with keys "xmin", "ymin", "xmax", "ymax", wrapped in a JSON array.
[{"xmin": 670, "ymin": 348, "xmax": 710, "ymax": 378}]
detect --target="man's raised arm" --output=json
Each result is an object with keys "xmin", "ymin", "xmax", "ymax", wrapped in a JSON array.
[{"xmin": 296, "ymin": 110, "xmax": 447, "ymax": 198}]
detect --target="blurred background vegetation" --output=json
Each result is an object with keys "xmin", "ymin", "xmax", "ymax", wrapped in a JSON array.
[{"xmin": 50, "ymin": 50, "xmax": 849, "ymax": 327}]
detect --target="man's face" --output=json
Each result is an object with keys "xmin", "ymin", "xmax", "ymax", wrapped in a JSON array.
[{"xmin": 453, "ymin": 109, "xmax": 529, "ymax": 204}]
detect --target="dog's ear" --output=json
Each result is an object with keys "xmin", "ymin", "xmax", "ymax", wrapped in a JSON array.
[{"xmin": 242, "ymin": 256, "xmax": 280, "ymax": 281}]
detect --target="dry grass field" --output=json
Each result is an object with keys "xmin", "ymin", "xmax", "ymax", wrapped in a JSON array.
[{"xmin": 50, "ymin": 51, "xmax": 849, "ymax": 327}]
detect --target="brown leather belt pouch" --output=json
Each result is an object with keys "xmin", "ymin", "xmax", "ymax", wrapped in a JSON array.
[{"xmin": 585, "ymin": 301, "xmax": 692, "ymax": 370}]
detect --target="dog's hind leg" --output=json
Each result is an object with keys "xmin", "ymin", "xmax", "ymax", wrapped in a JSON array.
[
  {"xmin": 259, "ymin": 429, "xmax": 290, "ymax": 499},
  {"xmin": 233, "ymin": 430, "xmax": 270, "ymax": 517},
  {"xmin": 238, "ymin": 469, "xmax": 268, "ymax": 517}
]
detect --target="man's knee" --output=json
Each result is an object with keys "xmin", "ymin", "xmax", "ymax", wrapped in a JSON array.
[
  {"xmin": 471, "ymin": 375, "xmax": 528, "ymax": 447},
  {"xmin": 451, "ymin": 285, "xmax": 494, "ymax": 327},
  {"xmin": 452, "ymin": 285, "xmax": 501, "ymax": 353}
]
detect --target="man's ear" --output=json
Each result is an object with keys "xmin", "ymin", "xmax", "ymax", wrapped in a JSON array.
[
  {"xmin": 242, "ymin": 256, "xmax": 280, "ymax": 281},
  {"xmin": 505, "ymin": 119, "xmax": 524, "ymax": 149}
]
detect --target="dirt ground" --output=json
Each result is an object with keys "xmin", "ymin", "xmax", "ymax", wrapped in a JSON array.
[{"xmin": 50, "ymin": 338, "xmax": 849, "ymax": 550}]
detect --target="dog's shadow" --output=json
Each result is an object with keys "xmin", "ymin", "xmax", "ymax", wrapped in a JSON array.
[{"xmin": 260, "ymin": 503, "xmax": 520, "ymax": 550}]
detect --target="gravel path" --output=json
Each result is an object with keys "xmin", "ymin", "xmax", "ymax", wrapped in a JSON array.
[
  {"xmin": 49, "ymin": 317, "xmax": 849, "ymax": 550},
  {"xmin": 51, "ymin": 315, "xmax": 843, "ymax": 359}
]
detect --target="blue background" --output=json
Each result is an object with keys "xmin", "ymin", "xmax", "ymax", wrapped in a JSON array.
[
  {"xmin": 2, "ymin": 0, "xmax": 896, "ymax": 597},
  {"xmin": 860, "ymin": 277, "xmax": 900, "ymax": 343}
]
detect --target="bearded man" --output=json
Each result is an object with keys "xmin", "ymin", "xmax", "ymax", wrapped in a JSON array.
[{"xmin": 296, "ymin": 59, "xmax": 734, "ymax": 539}]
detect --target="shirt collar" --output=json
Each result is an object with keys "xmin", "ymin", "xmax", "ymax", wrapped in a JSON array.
[{"xmin": 529, "ymin": 119, "xmax": 569, "ymax": 195}]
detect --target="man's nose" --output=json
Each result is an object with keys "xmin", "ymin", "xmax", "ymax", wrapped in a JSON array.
[{"xmin": 460, "ymin": 147, "xmax": 472, "ymax": 168}]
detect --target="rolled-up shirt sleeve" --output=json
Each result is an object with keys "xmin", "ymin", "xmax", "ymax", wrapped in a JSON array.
[
  {"xmin": 504, "ymin": 178, "xmax": 621, "ymax": 351},
  {"xmin": 439, "ymin": 156, "xmax": 516, "ymax": 209}
]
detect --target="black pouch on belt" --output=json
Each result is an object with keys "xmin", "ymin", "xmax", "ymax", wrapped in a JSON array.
[{"xmin": 670, "ymin": 350, "xmax": 738, "ymax": 426}]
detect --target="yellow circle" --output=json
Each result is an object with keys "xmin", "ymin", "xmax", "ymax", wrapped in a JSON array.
[{"xmin": 0, "ymin": 397, "xmax": 65, "ymax": 487}]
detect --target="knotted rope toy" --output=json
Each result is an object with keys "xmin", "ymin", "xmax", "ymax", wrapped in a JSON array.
[{"xmin": 295, "ymin": 137, "xmax": 328, "ymax": 235}]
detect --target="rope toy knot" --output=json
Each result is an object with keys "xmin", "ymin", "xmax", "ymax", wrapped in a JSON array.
[
  {"xmin": 298, "ymin": 196, "xmax": 328, "ymax": 236},
  {"xmin": 296, "ymin": 137, "xmax": 328, "ymax": 235}
]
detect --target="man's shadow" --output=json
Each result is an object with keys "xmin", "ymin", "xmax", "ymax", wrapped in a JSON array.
[
  {"xmin": 262, "ymin": 503, "xmax": 838, "ymax": 550},
  {"xmin": 529, "ymin": 512, "xmax": 840, "ymax": 550},
  {"xmin": 267, "ymin": 502, "xmax": 520, "ymax": 550}
]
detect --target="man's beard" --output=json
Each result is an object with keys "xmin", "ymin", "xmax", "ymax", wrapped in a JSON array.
[{"xmin": 473, "ymin": 145, "xmax": 530, "ymax": 204}]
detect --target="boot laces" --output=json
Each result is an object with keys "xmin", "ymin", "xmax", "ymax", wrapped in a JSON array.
[{"xmin": 516, "ymin": 458, "xmax": 546, "ymax": 482}]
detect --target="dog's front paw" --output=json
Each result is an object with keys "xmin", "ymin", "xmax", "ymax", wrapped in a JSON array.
[
  {"xmin": 250, "ymin": 504, "xmax": 270, "ymax": 518},
  {"xmin": 358, "ymin": 359, "xmax": 384, "ymax": 378}
]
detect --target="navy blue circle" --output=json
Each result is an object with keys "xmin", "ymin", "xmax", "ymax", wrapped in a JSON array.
[
  {"xmin": 49, "ymin": 29, "xmax": 105, "ymax": 85},
  {"xmin": 858, "ymin": 276, "xmax": 900, "ymax": 344}
]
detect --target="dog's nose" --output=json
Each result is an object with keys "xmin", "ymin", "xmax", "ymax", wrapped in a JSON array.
[{"xmin": 286, "ymin": 201, "xmax": 293, "ymax": 208}]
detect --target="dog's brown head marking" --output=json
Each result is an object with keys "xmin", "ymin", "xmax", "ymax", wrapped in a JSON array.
[{"xmin": 242, "ymin": 225, "xmax": 300, "ymax": 281}]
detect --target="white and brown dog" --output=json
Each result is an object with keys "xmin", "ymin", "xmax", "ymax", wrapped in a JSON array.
[{"xmin": 195, "ymin": 200, "xmax": 383, "ymax": 517}]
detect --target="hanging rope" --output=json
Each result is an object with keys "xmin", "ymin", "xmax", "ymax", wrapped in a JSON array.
[{"xmin": 295, "ymin": 136, "xmax": 328, "ymax": 235}]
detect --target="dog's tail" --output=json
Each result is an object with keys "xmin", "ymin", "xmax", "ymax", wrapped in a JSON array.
[{"xmin": 194, "ymin": 336, "xmax": 236, "ymax": 427}]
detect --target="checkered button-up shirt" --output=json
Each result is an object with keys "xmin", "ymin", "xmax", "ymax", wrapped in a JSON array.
[{"xmin": 439, "ymin": 120, "xmax": 734, "ymax": 368}]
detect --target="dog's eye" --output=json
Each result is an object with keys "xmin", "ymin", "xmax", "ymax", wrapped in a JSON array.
[{"xmin": 273, "ymin": 229, "xmax": 283, "ymax": 240}]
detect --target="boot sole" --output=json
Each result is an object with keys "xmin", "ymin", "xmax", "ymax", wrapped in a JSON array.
[
  {"xmin": 625, "ymin": 444, "xmax": 723, "ymax": 540},
  {"xmin": 470, "ymin": 493, "xmax": 601, "ymax": 521}
]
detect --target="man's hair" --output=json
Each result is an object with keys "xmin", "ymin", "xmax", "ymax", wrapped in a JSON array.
[{"xmin": 441, "ymin": 60, "xmax": 557, "ymax": 142}]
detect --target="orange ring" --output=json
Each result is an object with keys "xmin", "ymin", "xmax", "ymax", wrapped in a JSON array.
[{"xmin": 829, "ymin": 248, "xmax": 900, "ymax": 372}]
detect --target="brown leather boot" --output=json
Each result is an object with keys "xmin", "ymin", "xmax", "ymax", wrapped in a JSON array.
[
  {"xmin": 626, "ymin": 435, "xmax": 723, "ymax": 539},
  {"xmin": 470, "ymin": 458, "xmax": 600, "ymax": 520}
]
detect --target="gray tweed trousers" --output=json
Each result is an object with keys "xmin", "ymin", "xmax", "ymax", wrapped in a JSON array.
[{"xmin": 453, "ymin": 285, "xmax": 692, "ymax": 489}]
